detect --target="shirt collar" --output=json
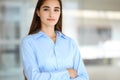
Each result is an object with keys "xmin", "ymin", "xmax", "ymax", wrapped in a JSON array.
[
  {"xmin": 32, "ymin": 30, "xmax": 66, "ymax": 39},
  {"xmin": 56, "ymin": 31, "xmax": 66, "ymax": 39}
]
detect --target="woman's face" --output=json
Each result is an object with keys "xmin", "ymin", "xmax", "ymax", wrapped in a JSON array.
[{"xmin": 37, "ymin": 0, "xmax": 61, "ymax": 27}]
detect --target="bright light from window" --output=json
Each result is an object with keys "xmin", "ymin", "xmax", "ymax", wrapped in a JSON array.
[{"xmin": 64, "ymin": 10, "xmax": 120, "ymax": 20}]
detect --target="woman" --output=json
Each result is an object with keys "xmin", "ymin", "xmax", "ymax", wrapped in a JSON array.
[{"xmin": 21, "ymin": 0, "xmax": 89, "ymax": 80}]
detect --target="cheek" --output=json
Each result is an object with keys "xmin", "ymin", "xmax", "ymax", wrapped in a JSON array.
[
  {"xmin": 40, "ymin": 14, "xmax": 47, "ymax": 21},
  {"xmin": 57, "ymin": 15, "xmax": 61, "ymax": 21},
  {"xmin": 55, "ymin": 13, "xmax": 60, "ymax": 19}
]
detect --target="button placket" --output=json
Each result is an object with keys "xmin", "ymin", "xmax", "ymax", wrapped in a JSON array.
[{"xmin": 47, "ymin": 36, "xmax": 59, "ymax": 70}]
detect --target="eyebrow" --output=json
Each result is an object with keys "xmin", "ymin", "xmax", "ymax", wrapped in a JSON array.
[
  {"xmin": 42, "ymin": 6, "xmax": 50, "ymax": 8},
  {"xmin": 42, "ymin": 6, "xmax": 60, "ymax": 9},
  {"xmin": 55, "ymin": 7, "xmax": 60, "ymax": 9}
]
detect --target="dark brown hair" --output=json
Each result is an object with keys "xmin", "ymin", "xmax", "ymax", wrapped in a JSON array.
[{"xmin": 28, "ymin": 0, "xmax": 63, "ymax": 35}]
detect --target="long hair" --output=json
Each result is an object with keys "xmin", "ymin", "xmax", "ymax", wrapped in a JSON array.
[{"xmin": 28, "ymin": 0, "xmax": 63, "ymax": 35}]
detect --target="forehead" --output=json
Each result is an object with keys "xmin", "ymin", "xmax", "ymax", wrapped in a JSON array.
[{"xmin": 42, "ymin": 0, "xmax": 60, "ymax": 7}]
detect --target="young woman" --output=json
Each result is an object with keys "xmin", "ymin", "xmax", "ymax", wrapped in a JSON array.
[{"xmin": 21, "ymin": 0, "xmax": 89, "ymax": 80}]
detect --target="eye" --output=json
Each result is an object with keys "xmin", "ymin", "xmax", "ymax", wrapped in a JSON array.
[
  {"xmin": 43, "ymin": 8, "xmax": 49, "ymax": 11},
  {"xmin": 54, "ymin": 9, "xmax": 60, "ymax": 12}
]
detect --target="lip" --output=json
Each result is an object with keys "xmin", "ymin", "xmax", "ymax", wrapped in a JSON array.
[{"xmin": 47, "ymin": 18, "xmax": 55, "ymax": 21}]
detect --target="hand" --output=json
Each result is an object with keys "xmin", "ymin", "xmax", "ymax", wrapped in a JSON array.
[{"xmin": 67, "ymin": 68, "xmax": 77, "ymax": 79}]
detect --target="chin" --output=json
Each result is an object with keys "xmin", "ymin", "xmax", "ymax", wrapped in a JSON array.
[{"xmin": 47, "ymin": 23, "xmax": 56, "ymax": 26}]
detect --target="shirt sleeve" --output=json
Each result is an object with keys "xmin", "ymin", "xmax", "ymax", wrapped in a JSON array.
[
  {"xmin": 70, "ymin": 40, "xmax": 89, "ymax": 80},
  {"xmin": 21, "ymin": 37, "xmax": 70, "ymax": 80}
]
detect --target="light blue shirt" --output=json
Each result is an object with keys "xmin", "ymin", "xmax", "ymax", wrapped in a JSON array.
[{"xmin": 21, "ymin": 31, "xmax": 89, "ymax": 80}]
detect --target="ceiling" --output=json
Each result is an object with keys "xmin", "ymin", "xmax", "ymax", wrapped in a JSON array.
[
  {"xmin": 0, "ymin": 0, "xmax": 120, "ymax": 11},
  {"xmin": 63, "ymin": 0, "xmax": 120, "ymax": 11},
  {"xmin": 79, "ymin": 0, "xmax": 120, "ymax": 11}
]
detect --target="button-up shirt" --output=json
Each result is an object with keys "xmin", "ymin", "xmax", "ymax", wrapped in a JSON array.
[{"xmin": 21, "ymin": 31, "xmax": 89, "ymax": 80}]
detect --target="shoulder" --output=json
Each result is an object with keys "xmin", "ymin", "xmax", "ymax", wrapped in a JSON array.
[
  {"xmin": 62, "ymin": 34, "xmax": 77, "ymax": 46},
  {"xmin": 21, "ymin": 35, "xmax": 33, "ymax": 45},
  {"xmin": 22, "ymin": 32, "xmax": 42, "ymax": 42},
  {"xmin": 64, "ymin": 35, "xmax": 74, "ymax": 42},
  {"xmin": 57, "ymin": 31, "xmax": 73, "ymax": 41},
  {"xmin": 63, "ymin": 34, "xmax": 79, "ymax": 48}
]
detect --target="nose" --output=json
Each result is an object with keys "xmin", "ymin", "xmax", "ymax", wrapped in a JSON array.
[{"xmin": 49, "ymin": 10, "xmax": 54, "ymax": 18}]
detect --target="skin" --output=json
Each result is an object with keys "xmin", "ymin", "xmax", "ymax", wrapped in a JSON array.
[
  {"xmin": 36, "ymin": 0, "xmax": 61, "ymax": 42},
  {"xmin": 67, "ymin": 68, "xmax": 77, "ymax": 78},
  {"xmin": 36, "ymin": 0, "xmax": 77, "ymax": 79}
]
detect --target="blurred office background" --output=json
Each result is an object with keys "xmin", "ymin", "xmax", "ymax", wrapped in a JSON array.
[{"xmin": 0, "ymin": 0, "xmax": 120, "ymax": 80}]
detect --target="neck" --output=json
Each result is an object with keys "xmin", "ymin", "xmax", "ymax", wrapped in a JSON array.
[{"xmin": 41, "ymin": 25, "xmax": 56, "ymax": 38}]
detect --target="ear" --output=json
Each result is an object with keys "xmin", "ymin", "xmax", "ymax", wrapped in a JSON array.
[{"xmin": 36, "ymin": 10, "xmax": 40, "ymax": 17}]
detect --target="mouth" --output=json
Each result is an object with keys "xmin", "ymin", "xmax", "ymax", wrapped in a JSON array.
[{"xmin": 47, "ymin": 18, "xmax": 55, "ymax": 21}]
